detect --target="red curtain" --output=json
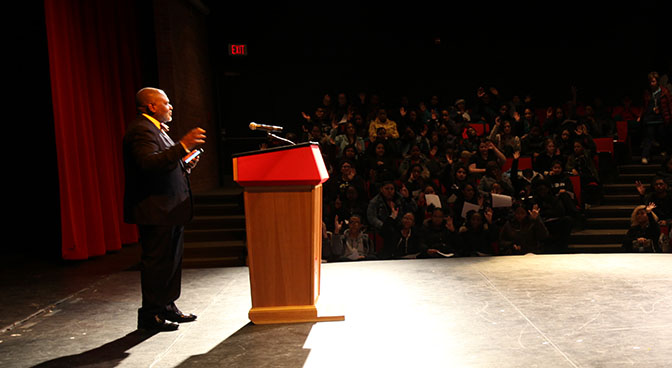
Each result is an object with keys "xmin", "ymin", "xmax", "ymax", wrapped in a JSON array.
[{"xmin": 45, "ymin": 0, "xmax": 141, "ymax": 259}]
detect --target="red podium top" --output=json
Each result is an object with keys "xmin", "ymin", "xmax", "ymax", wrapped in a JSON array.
[{"xmin": 232, "ymin": 143, "xmax": 329, "ymax": 187}]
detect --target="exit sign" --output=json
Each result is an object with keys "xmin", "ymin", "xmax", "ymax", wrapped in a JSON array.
[{"xmin": 229, "ymin": 44, "xmax": 247, "ymax": 56}]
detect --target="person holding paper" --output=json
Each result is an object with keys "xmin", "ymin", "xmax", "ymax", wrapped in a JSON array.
[{"xmin": 452, "ymin": 182, "xmax": 483, "ymax": 229}]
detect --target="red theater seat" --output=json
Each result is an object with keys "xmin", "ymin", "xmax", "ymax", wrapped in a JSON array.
[
  {"xmin": 594, "ymin": 137, "xmax": 614, "ymax": 156},
  {"xmin": 569, "ymin": 175, "xmax": 581, "ymax": 206},
  {"xmin": 502, "ymin": 157, "xmax": 532, "ymax": 172},
  {"xmin": 616, "ymin": 121, "xmax": 628, "ymax": 143}
]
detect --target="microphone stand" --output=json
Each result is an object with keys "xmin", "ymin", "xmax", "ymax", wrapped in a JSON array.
[{"xmin": 267, "ymin": 131, "xmax": 295, "ymax": 146}]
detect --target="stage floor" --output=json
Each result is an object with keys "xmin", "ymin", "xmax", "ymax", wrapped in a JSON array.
[{"xmin": 1, "ymin": 254, "xmax": 670, "ymax": 367}]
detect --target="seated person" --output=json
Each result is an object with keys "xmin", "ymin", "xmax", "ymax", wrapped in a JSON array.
[
  {"xmin": 399, "ymin": 144, "xmax": 432, "ymax": 181},
  {"xmin": 420, "ymin": 207, "xmax": 460, "ymax": 258},
  {"xmin": 488, "ymin": 118, "xmax": 521, "ymax": 157},
  {"xmin": 468, "ymin": 138, "xmax": 506, "ymax": 178},
  {"xmin": 326, "ymin": 185, "xmax": 369, "ymax": 231},
  {"xmin": 379, "ymin": 209, "xmax": 424, "ymax": 259},
  {"xmin": 478, "ymin": 160, "xmax": 514, "ymax": 197},
  {"xmin": 623, "ymin": 204, "xmax": 661, "ymax": 252},
  {"xmin": 656, "ymin": 157, "xmax": 672, "ymax": 186},
  {"xmin": 324, "ymin": 159, "xmax": 367, "ymax": 204},
  {"xmin": 459, "ymin": 208, "xmax": 497, "ymax": 256},
  {"xmin": 452, "ymin": 181, "xmax": 484, "ymax": 229},
  {"xmin": 507, "ymin": 151, "xmax": 542, "ymax": 200},
  {"xmin": 521, "ymin": 125, "xmax": 546, "ymax": 158},
  {"xmin": 365, "ymin": 141, "xmax": 396, "ymax": 184},
  {"xmin": 547, "ymin": 160, "xmax": 580, "ymax": 217},
  {"xmin": 331, "ymin": 214, "xmax": 377, "ymax": 261},
  {"xmin": 499, "ymin": 202, "xmax": 549, "ymax": 255},
  {"xmin": 445, "ymin": 162, "xmax": 470, "ymax": 201},
  {"xmin": 565, "ymin": 139, "xmax": 601, "ymax": 206},
  {"xmin": 331, "ymin": 122, "xmax": 366, "ymax": 159},
  {"xmin": 368, "ymin": 108, "xmax": 400, "ymax": 142},
  {"xmin": 416, "ymin": 183, "xmax": 449, "ymax": 220},
  {"xmin": 460, "ymin": 126, "xmax": 482, "ymax": 156},
  {"xmin": 534, "ymin": 138, "xmax": 565, "ymax": 176},
  {"xmin": 367, "ymin": 181, "xmax": 418, "ymax": 232},
  {"xmin": 403, "ymin": 163, "xmax": 430, "ymax": 200},
  {"xmin": 529, "ymin": 179, "xmax": 573, "ymax": 253},
  {"xmin": 635, "ymin": 176, "xmax": 672, "ymax": 226}
]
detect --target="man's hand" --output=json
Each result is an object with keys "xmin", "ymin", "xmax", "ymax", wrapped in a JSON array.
[
  {"xmin": 180, "ymin": 128, "xmax": 206, "ymax": 151},
  {"xmin": 186, "ymin": 155, "xmax": 200, "ymax": 171}
]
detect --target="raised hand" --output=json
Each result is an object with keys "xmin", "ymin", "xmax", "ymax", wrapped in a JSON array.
[
  {"xmin": 180, "ymin": 127, "xmax": 206, "ymax": 151},
  {"xmin": 484, "ymin": 207, "xmax": 493, "ymax": 224},
  {"xmin": 529, "ymin": 204, "xmax": 540, "ymax": 221},
  {"xmin": 334, "ymin": 215, "xmax": 343, "ymax": 234},
  {"xmin": 389, "ymin": 201, "xmax": 399, "ymax": 219},
  {"xmin": 646, "ymin": 202, "xmax": 656, "ymax": 213},
  {"xmin": 445, "ymin": 216, "xmax": 455, "ymax": 232}
]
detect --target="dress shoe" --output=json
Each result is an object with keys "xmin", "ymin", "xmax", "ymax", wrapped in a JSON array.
[
  {"xmin": 138, "ymin": 314, "xmax": 179, "ymax": 332},
  {"xmin": 161, "ymin": 310, "xmax": 197, "ymax": 323}
]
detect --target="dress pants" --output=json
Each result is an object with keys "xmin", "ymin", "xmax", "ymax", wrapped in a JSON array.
[{"xmin": 137, "ymin": 224, "xmax": 184, "ymax": 318}]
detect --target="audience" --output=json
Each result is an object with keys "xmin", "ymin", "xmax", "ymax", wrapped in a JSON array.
[{"xmin": 290, "ymin": 75, "xmax": 672, "ymax": 263}]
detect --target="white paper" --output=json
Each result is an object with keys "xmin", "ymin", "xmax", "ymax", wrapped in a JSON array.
[
  {"xmin": 425, "ymin": 194, "xmax": 442, "ymax": 208},
  {"xmin": 461, "ymin": 202, "xmax": 481, "ymax": 218},
  {"xmin": 491, "ymin": 193, "xmax": 513, "ymax": 208},
  {"xmin": 346, "ymin": 250, "xmax": 361, "ymax": 261}
]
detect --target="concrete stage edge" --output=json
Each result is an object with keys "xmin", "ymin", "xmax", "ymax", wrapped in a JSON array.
[{"xmin": 1, "ymin": 254, "xmax": 670, "ymax": 367}]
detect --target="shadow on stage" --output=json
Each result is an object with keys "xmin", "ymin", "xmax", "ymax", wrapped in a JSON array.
[
  {"xmin": 176, "ymin": 322, "xmax": 314, "ymax": 368},
  {"xmin": 31, "ymin": 322, "xmax": 314, "ymax": 368},
  {"xmin": 31, "ymin": 330, "xmax": 157, "ymax": 367}
]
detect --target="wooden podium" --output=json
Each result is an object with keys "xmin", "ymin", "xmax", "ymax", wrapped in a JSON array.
[{"xmin": 232, "ymin": 142, "xmax": 344, "ymax": 324}]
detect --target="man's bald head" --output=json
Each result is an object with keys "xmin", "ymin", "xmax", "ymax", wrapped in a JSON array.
[
  {"xmin": 136, "ymin": 88, "xmax": 165, "ymax": 113},
  {"xmin": 136, "ymin": 88, "xmax": 173, "ymax": 123}
]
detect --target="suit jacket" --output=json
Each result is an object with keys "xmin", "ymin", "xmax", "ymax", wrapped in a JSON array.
[{"xmin": 123, "ymin": 115, "xmax": 193, "ymax": 225}]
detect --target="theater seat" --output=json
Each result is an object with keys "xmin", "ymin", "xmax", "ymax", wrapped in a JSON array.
[
  {"xmin": 502, "ymin": 157, "xmax": 532, "ymax": 172},
  {"xmin": 569, "ymin": 175, "xmax": 581, "ymax": 206},
  {"xmin": 594, "ymin": 137, "xmax": 614, "ymax": 157}
]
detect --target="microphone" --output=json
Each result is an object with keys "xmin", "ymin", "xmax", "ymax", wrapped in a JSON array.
[{"xmin": 249, "ymin": 122, "xmax": 283, "ymax": 133}]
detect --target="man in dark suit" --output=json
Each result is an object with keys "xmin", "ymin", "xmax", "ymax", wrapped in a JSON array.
[{"xmin": 123, "ymin": 87, "xmax": 206, "ymax": 331}]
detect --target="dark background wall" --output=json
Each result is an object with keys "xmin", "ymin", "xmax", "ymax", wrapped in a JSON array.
[{"xmin": 206, "ymin": 1, "xmax": 670, "ymax": 140}]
